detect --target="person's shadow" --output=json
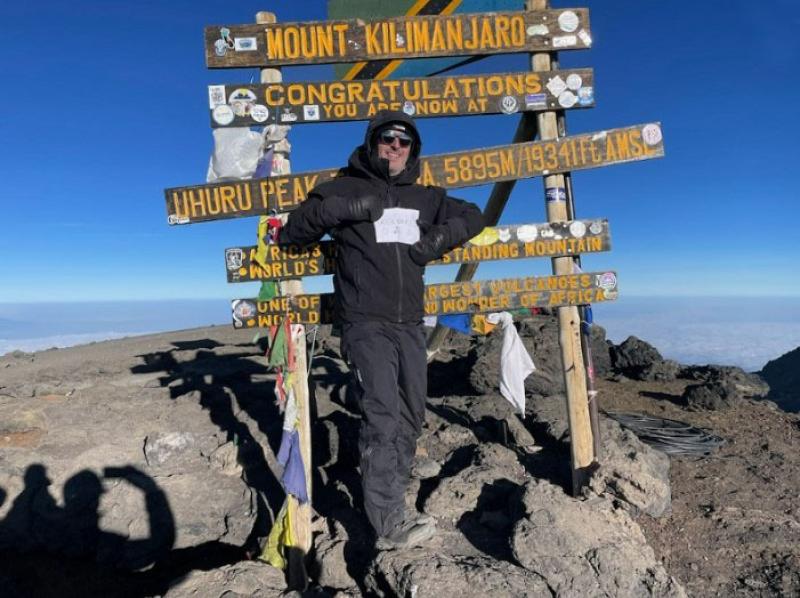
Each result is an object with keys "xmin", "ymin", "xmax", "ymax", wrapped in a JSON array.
[{"xmin": 0, "ymin": 463, "xmax": 176, "ymax": 596}]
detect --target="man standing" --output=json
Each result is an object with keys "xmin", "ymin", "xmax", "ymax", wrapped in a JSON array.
[{"xmin": 280, "ymin": 110, "xmax": 483, "ymax": 549}]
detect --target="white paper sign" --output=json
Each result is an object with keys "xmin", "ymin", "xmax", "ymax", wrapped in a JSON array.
[{"xmin": 374, "ymin": 208, "xmax": 420, "ymax": 244}]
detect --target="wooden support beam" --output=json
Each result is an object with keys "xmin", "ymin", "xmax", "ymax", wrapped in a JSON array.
[{"xmin": 529, "ymin": 0, "xmax": 594, "ymax": 495}]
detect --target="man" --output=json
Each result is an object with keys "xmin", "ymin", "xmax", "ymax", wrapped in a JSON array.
[{"xmin": 280, "ymin": 110, "xmax": 483, "ymax": 549}]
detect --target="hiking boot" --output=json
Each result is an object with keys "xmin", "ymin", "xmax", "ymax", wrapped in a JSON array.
[{"xmin": 375, "ymin": 512, "xmax": 436, "ymax": 550}]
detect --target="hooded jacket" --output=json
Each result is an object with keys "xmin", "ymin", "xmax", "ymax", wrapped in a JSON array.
[{"xmin": 281, "ymin": 110, "xmax": 484, "ymax": 324}]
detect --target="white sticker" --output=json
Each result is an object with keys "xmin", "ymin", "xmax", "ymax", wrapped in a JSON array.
[
  {"xmin": 499, "ymin": 95, "xmax": 518, "ymax": 114},
  {"xmin": 516, "ymin": 225, "xmax": 538, "ymax": 242},
  {"xmin": 374, "ymin": 208, "xmax": 420, "ymax": 245},
  {"xmin": 167, "ymin": 214, "xmax": 190, "ymax": 225},
  {"xmin": 234, "ymin": 37, "xmax": 257, "ymax": 51},
  {"xmin": 228, "ymin": 88, "xmax": 257, "ymax": 117},
  {"xmin": 526, "ymin": 24, "xmax": 549, "ymax": 36},
  {"xmin": 212, "ymin": 104, "xmax": 234, "ymax": 125},
  {"xmin": 566, "ymin": 73, "xmax": 583, "ymax": 91},
  {"xmin": 546, "ymin": 76, "xmax": 567, "ymax": 97},
  {"xmin": 642, "ymin": 124, "xmax": 663, "ymax": 146},
  {"xmin": 597, "ymin": 272, "xmax": 617, "ymax": 290},
  {"xmin": 280, "ymin": 109, "xmax": 298, "ymax": 122},
  {"xmin": 540, "ymin": 227, "xmax": 555, "ymax": 238},
  {"xmin": 558, "ymin": 10, "xmax": 579, "ymax": 33},
  {"xmin": 208, "ymin": 85, "xmax": 226, "ymax": 109},
  {"xmin": 497, "ymin": 228, "xmax": 511, "ymax": 242},
  {"xmin": 303, "ymin": 105, "xmax": 320, "ymax": 120},
  {"xmin": 569, "ymin": 221, "xmax": 586, "ymax": 238},
  {"xmin": 396, "ymin": 33, "xmax": 405, "ymax": 47},
  {"xmin": 553, "ymin": 35, "xmax": 577, "ymax": 48},
  {"xmin": 250, "ymin": 104, "xmax": 269, "ymax": 123},
  {"xmin": 578, "ymin": 29, "xmax": 592, "ymax": 46},
  {"xmin": 402, "ymin": 101, "xmax": 416, "ymax": 116},
  {"xmin": 589, "ymin": 221, "xmax": 603, "ymax": 235},
  {"xmin": 558, "ymin": 91, "xmax": 577, "ymax": 108}
]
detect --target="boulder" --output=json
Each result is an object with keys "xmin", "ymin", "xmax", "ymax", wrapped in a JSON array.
[
  {"xmin": 511, "ymin": 479, "xmax": 687, "ymax": 598},
  {"xmin": 469, "ymin": 315, "xmax": 611, "ymax": 399},
  {"xmin": 423, "ymin": 443, "xmax": 525, "ymax": 521},
  {"xmin": 310, "ymin": 518, "xmax": 357, "ymax": 592},
  {"xmin": 610, "ymin": 336, "xmax": 678, "ymax": 381},
  {"xmin": 164, "ymin": 560, "xmax": 286, "ymax": 597},
  {"xmin": 367, "ymin": 550, "xmax": 551, "ymax": 597},
  {"xmin": 528, "ymin": 400, "xmax": 672, "ymax": 517},
  {"xmin": 759, "ymin": 347, "xmax": 799, "ymax": 412},
  {"xmin": 585, "ymin": 417, "xmax": 671, "ymax": 517},
  {"xmin": 682, "ymin": 364, "xmax": 769, "ymax": 398},
  {"xmin": 683, "ymin": 380, "xmax": 739, "ymax": 411}
]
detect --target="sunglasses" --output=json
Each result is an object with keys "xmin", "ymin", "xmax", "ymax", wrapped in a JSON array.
[{"xmin": 378, "ymin": 129, "xmax": 413, "ymax": 148}]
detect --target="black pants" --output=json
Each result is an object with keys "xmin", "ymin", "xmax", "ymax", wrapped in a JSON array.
[{"xmin": 341, "ymin": 321, "xmax": 427, "ymax": 537}]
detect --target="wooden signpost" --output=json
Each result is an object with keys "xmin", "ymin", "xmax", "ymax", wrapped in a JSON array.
[
  {"xmin": 224, "ymin": 219, "xmax": 611, "ymax": 283},
  {"xmin": 231, "ymin": 272, "xmax": 618, "ymax": 328},
  {"xmin": 166, "ymin": 1, "xmax": 664, "ymax": 584},
  {"xmin": 208, "ymin": 68, "xmax": 594, "ymax": 127},
  {"xmin": 205, "ymin": 9, "xmax": 590, "ymax": 68},
  {"xmin": 165, "ymin": 123, "xmax": 663, "ymax": 225}
]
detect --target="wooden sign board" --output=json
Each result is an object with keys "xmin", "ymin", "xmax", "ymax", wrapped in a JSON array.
[
  {"xmin": 205, "ymin": 9, "xmax": 591, "ymax": 68},
  {"xmin": 209, "ymin": 69, "xmax": 594, "ymax": 128},
  {"xmin": 166, "ymin": 123, "xmax": 664, "ymax": 225},
  {"xmin": 224, "ymin": 219, "xmax": 610, "ymax": 282},
  {"xmin": 329, "ymin": 0, "xmax": 525, "ymax": 81},
  {"xmin": 231, "ymin": 271, "xmax": 619, "ymax": 327}
]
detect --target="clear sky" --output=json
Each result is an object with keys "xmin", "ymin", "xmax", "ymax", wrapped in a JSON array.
[{"xmin": 1, "ymin": 0, "xmax": 798, "ymax": 303}]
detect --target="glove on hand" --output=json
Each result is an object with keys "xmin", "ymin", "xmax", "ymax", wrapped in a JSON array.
[
  {"xmin": 322, "ymin": 193, "xmax": 383, "ymax": 224},
  {"xmin": 408, "ymin": 224, "xmax": 450, "ymax": 266}
]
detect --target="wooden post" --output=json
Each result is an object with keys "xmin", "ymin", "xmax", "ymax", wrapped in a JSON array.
[
  {"xmin": 257, "ymin": 11, "xmax": 311, "ymax": 589},
  {"xmin": 529, "ymin": 0, "xmax": 595, "ymax": 493}
]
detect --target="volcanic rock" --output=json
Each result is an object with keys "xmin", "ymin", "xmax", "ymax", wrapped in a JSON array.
[
  {"xmin": 510, "ymin": 479, "xmax": 686, "ymax": 597},
  {"xmin": 611, "ymin": 336, "xmax": 679, "ymax": 381},
  {"xmin": 759, "ymin": 347, "xmax": 800, "ymax": 412},
  {"xmin": 164, "ymin": 560, "xmax": 286, "ymax": 597},
  {"xmin": 366, "ymin": 550, "xmax": 551, "ymax": 597},
  {"xmin": 469, "ymin": 315, "xmax": 612, "ymax": 398}
]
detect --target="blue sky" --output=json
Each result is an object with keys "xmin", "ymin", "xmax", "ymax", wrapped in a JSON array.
[{"xmin": 1, "ymin": 0, "xmax": 798, "ymax": 303}]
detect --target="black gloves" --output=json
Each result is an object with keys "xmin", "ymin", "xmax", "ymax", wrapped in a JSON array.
[
  {"xmin": 408, "ymin": 224, "xmax": 449, "ymax": 266},
  {"xmin": 321, "ymin": 193, "xmax": 383, "ymax": 225},
  {"xmin": 409, "ymin": 218, "xmax": 470, "ymax": 266}
]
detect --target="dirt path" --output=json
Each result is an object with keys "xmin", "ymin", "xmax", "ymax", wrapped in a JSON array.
[{"xmin": 597, "ymin": 377, "xmax": 800, "ymax": 597}]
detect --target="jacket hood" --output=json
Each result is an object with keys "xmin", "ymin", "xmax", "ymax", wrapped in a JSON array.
[{"xmin": 346, "ymin": 110, "xmax": 422, "ymax": 184}]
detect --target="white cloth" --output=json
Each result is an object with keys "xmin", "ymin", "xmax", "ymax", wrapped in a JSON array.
[{"xmin": 486, "ymin": 312, "xmax": 535, "ymax": 415}]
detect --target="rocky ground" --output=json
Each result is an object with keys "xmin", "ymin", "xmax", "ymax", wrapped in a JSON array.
[{"xmin": 0, "ymin": 315, "xmax": 797, "ymax": 597}]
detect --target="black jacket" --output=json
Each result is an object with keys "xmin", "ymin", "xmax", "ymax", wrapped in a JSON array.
[{"xmin": 281, "ymin": 110, "xmax": 484, "ymax": 324}]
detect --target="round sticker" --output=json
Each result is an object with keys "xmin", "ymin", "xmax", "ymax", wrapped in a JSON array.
[
  {"xmin": 569, "ymin": 221, "xmax": 586, "ymax": 238},
  {"xmin": 228, "ymin": 88, "xmax": 257, "ymax": 117},
  {"xmin": 558, "ymin": 91, "xmax": 577, "ymax": 108},
  {"xmin": 250, "ymin": 104, "xmax": 269, "ymax": 123},
  {"xmin": 558, "ymin": 10, "xmax": 579, "ymax": 33},
  {"xmin": 642, "ymin": 124, "xmax": 663, "ymax": 146},
  {"xmin": 499, "ymin": 95, "xmax": 518, "ymax": 114},
  {"xmin": 566, "ymin": 73, "xmax": 583, "ymax": 91},
  {"xmin": 212, "ymin": 105, "xmax": 234, "ymax": 125},
  {"xmin": 597, "ymin": 272, "xmax": 617, "ymax": 290},
  {"xmin": 516, "ymin": 225, "xmax": 538, "ymax": 242},
  {"xmin": 402, "ymin": 101, "xmax": 416, "ymax": 116},
  {"xmin": 589, "ymin": 221, "xmax": 603, "ymax": 235}
]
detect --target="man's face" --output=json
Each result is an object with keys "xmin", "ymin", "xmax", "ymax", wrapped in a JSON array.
[{"xmin": 376, "ymin": 128, "xmax": 413, "ymax": 176}]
